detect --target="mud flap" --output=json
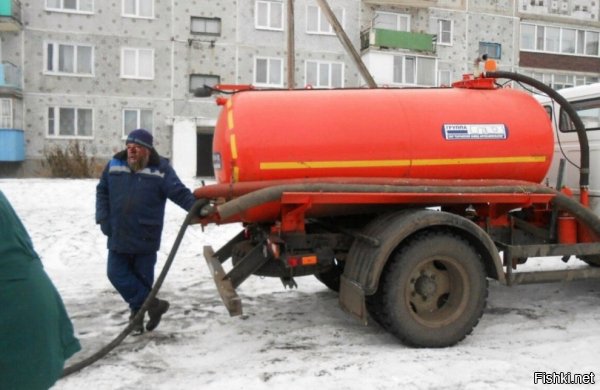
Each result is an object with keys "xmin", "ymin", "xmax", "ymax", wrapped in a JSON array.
[
  {"xmin": 204, "ymin": 246, "xmax": 243, "ymax": 316},
  {"xmin": 339, "ymin": 275, "xmax": 368, "ymax": 325}
]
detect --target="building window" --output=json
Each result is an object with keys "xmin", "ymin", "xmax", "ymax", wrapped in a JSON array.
[
  {"xmin": 438, "ymin": 69, "xmax": 452, "ymax": 86},
  {"xmin": 524, "ymin": 71, "xmax": 599, "ymax": 90},
  {"xmin": 122, "ymin": 0, "xmax": 153, "ymax": 18},
  {"xmin": 373, "ymin": 11, "xmax": 409, "ymax": 31},
  {"xmin": 190, "ymin": 17, "xmax": 221, "ymax": 35},
  {"xmin": 521, "ymin": 24, "xmax": 535, "ymax": 50},
  {"xmin": 306, "ymin": 5, "xmax": 344, "ymax": 35},
  {"xmin": 544, "ymin": 26, "xmax": 560, "ymax": 52},
  {"xmin": 393, "ymin": 55, "xmax": 436, "ymax": 86},
  {"xmin": 45, "ymin": 42, "xmax": 93, "ymax": 76},
  {"xmin": 586, "ymin": 31, "xmax": 599, "ymax": 56},
  {"xmin": 122, "ymin": 109, "xmax": 153, "ymax": 138},
  {"xmin": 561, "ymin": 28, "xmax": 576, "ymax": 54},
  {"xmin": 46, "ymin": 0, "xmax": 93, "ymax": 13},
  {"xmin": 47, "ymin": 107, "xmax": 93, "ymax": 138},
  {"xmin": 437, "ymin": 19, "xmax": 452, "ymax": 45},
  {"xmin": 189, "ymin": 74, "xmax": 220, "ymax": 93},
  {"xmin": 255, "ymin": 1, "xmax": 283, "ymax": 31},
  {"xmin": 254, "ymin": 56, "xmax": 283, "ymax": 87},
  {"xmin": 520, "ymin": 23, "xmax": 600, "ymax": 56},
  {"xmin": 305, "ymin": 60, "xmax": 344, "ymax": 88},
  {"xmin": 479, "ymin": 42, "xmax": 502, "ymax": 59},
  {"xmin": 121, "ymin": 48, "xmax": 154, "ymax": 79},
  {"xmin": 0, "ymin": 99, "xmax": 12, "ymax": 128}
]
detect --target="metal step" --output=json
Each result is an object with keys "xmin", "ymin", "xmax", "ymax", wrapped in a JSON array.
[
  {"xmin": 203, "ymin": 246, "xmax": 242, "ymax": 316},
  {"xmin": 509, "ymin": 267, "xmax": 600, "ymax": 285}
]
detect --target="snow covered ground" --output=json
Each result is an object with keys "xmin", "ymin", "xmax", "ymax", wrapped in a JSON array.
[{"xmin": 1, "ymin": 178, "xmax": 599, "ymax": 390}]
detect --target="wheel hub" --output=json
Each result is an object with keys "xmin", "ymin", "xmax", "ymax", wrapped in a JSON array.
[{"xmin": 415, "ymin": 275, "xmax": 437, "ymax": 299}]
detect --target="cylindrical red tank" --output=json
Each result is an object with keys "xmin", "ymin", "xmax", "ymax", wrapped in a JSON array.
[{"xmin": 212, "ymin": 86, "xmax": 553, "ymax": 184}]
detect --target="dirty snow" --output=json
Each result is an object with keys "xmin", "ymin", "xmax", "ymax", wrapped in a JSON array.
[{"xmin": 1, "ymin": 178, "xmax": 599, "ymax": 390}]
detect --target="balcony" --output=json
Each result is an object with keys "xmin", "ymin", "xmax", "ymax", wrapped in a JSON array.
[
  {"xmin": 0, "ymin": 0, "xmax": 21, "ymax": 31},
  {"xmin": 0, "ymin": 128, "xmax": 24, "ymax": 162},
  {"xmin": 0, "ymin": 62, "xmax": 22, "ymax": 98},
  {"xmin": 361, "ymin": 28, "xmax": 437, "ymax": 54}
]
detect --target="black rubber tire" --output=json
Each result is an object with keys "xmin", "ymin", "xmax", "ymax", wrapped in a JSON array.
[
  {"xmin": 314, "ymin": 260, "xmax": 344, "ymax": 292},
  {"xmin": 365, "ymin": 281, "xmax": 388, "ymax": 330},
  {"xmin": 377, "ymin": 231, "xmax": 488, "ymax": 348}
]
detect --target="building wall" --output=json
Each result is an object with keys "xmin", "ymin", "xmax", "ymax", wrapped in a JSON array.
[
  {"xmin": 19, "ymin": 1, "xmax": 176, "ymax": 174},
  {"xmin": 0, "ymin": 0, "xmax": 599, "ymax": 177}
]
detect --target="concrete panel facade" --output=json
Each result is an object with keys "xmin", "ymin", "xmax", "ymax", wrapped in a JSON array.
[{"xmin": 0, "ymin": 0, "xmax": 598, "ymax": 177}]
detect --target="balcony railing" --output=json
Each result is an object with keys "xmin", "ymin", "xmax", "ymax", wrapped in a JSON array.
[
  {"xmin": 0, "ymin": 62, "xmax": 21, "ymax": 91},
  {"xmin": 0, "ymin": 0, "xmax": 22, "ymax": 31},
  {"xmin": 361, "ymin": 28, "xmax": 437, "ymax": 54}
]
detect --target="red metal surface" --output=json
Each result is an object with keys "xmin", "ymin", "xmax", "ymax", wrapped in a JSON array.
[
  {"xmin": 279, "ymin": 192, "xmax": 554, "ymax": 206},
  {"xmin": 212, "ymin": 85, "xmax": 553, "ymax": 185}
]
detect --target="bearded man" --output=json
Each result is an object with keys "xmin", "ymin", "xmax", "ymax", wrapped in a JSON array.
[{"xmin": 95, "ymin": 129, "xmax": 196, "ymax": 334}]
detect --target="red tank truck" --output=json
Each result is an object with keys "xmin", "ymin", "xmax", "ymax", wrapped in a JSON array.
[{"xmin": 192, "ymin": 72, "xmax": 600, "ymax": 348}]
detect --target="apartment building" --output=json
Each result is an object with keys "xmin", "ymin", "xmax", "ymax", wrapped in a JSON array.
[
  {"xmin": 360, "ymin": 0, "xmax": 599, "ymax": 88},
  {"xmin": 0, "ymin": 0, "xmax": 598, "ymax": 177}
]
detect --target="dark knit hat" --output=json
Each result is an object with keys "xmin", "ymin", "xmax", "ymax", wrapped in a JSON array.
[{"xmin": 126, "ymin": 129, "xmax": 153, "ymax": 149}]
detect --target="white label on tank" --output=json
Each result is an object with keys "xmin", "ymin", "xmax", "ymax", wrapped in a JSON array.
[{"xmin": 443, "ymin": 124, "xmax": 507, "ymax": 140}]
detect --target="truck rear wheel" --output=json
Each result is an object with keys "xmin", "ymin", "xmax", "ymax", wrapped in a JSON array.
[{"xmin": 377, "ymin": 231, "xmax": 487, "ymax": 347}]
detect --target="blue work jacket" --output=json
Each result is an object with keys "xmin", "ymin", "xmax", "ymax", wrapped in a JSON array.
[{"xmin": 95, "ymin": 149, "xmax": 196, "ymax": 254}]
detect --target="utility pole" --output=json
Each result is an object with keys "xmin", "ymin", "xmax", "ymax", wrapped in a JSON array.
[
  {"xmin": 314, "ymin": 0, "xmax": 377, "ymax": 88},
  {"xmin": 287, "ymin": 0, "xmax": 295, "ymax": 89}
]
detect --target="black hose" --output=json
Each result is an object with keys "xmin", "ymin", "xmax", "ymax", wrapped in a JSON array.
[
  {"xmin": 60, "ymin": 198, "xmax": 207, "ymax": 378},
  {"xmin": 485, "ymin": 71, "xmax": 590, "ymax": 188},
  {"xmin": 216, "ymin": 182, "xmax": 557, "ymax": 220},
  {"xmin": 217, "ymin": 182, "xmax": 600, "ymax": 239}
]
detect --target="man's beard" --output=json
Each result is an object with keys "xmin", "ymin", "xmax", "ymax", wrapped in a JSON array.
[{"xmin": 128, "ymin": 154, "xmax": 149, "ymax": 172}]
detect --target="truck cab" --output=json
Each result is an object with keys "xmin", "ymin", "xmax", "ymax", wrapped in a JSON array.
[{"xmin": 537, "ymin": 83, "xmax": 600, "ymax": 214}]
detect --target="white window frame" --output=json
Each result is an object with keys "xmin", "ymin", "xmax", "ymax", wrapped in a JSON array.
[
  {"xmin": 191, "ymin": 16, "xmax": 221, "ymax": 35},
  {"xmin": 254, "ymin": 56, "xmax": 283, "ymax": 87},
  {"xmin": 255, "ymin": 1, "xmax": 284, "ymax": 31},
  {"xmin": 304, "ymin": 60, "xmax": 344, "ymax": 88},
  {"xmin": 45, "ymin": 42, "xmax": 95, "ymax": 77},
  {"xmin": 306, "ymin": 4, "xmax": 344, "ymax": 35},
  {"xmin": 437, "ymin": 19, "xmax": 453, "ymax": 46},
  {"xmin": 45, "ymin": 0, "xmax": 94, "ymax": 14},
  {"xmin": 523, "ymin": 70, "xmax": 598, "ymax": 90},
  {"xmin": 47, "ymin": 107, "xmax": 94, "ymax": 139},
  {"xmin": 520, "ymin": 22, "xmax": 600, "ymax": 57},
  {"xmin": 438, "ymin": 69, "xmax": 452, "ymax": 87},
  {"xmin": 393, "ymin": 55, "xmax": 437, "ymax": 87},
  {"xmin": 120, "ymin": 47, "xmax": 154, "ymax": 80},
  {"xmin": 122, "ymin": 0, "xmax": 154, "ymax": 19},
  {"xmin": 0, "ymin": 98, "xmax": 13, "ymax": 128},
  {"xmin": 373, "ymin": 11, "xmax": 410, "ymax": 32},
  {"xmin": 122, "ymin": 108, "xmax": 153, "ymax": 139}
]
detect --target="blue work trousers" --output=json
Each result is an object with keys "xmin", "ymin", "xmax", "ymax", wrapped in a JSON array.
[{"xmin": 107, "ymin": 250, "xmax": 157, "ymax": 311}]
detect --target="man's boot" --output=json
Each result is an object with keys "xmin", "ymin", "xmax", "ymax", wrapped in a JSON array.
[
  {"xmin": 129, "ymin": 310, "xmax": 144, "ymax": 335},
  {"xmin": 146, "ymin": 298, "xmax": 169, "ymax": 331}
]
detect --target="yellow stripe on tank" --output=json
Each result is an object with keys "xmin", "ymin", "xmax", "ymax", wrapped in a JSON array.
[
  {"xmin": 230, "ymin": 134, "xmax": 238, "ymax": 159},
  {"xmin": 259, "ymin": 156, "xmax": 546, "ymax": 170}
]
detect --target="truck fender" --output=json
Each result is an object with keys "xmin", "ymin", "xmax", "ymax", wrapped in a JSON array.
[{"xmin": 339, "ymin": 209, "xmax": 504, "ymax": 324}]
